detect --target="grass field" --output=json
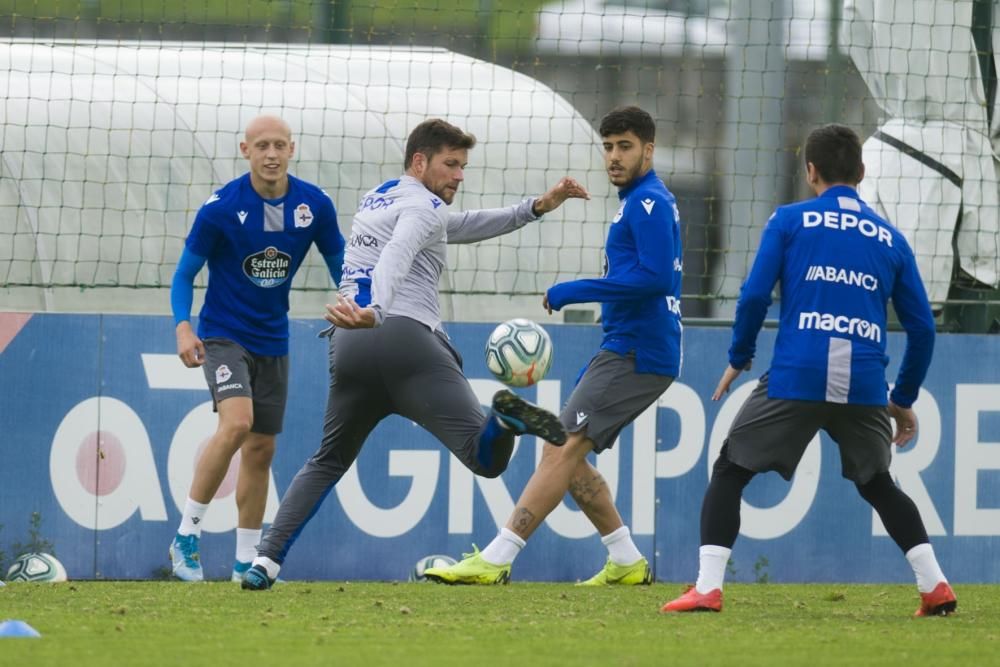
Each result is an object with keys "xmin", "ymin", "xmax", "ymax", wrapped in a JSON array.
[{"xmin": 0, "ymin": 581, "xmax": 995, "ymax": 666}]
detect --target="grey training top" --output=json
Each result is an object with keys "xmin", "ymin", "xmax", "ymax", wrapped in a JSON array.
[{"xmin": 340, "ymin": 174, "xmax": 539, "ymax": 331}]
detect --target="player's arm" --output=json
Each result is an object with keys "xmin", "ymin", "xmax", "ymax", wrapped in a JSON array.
[
  {"xmin": 315, "ymin": 191, "xmax": 346, "ymax": 287},
  {"xmin": 322, "ymin": 249, "xmax": 345, "ymax": 287},
  {"xmin": 173, "ymin": 201, "xmax": 222, "ymax": 367},
  {"xmin": 446, "ymin": 177, "xmax": 589, "ymax": 244},
  {"xmin": 171, "ymin": 247, "xmax": 207, "ymax": 368},
  {"xmin": 713, "ymin": 214, "xmax": 784, "ymax": 399},
  {"xmin": 546, "ymin": 195, "xmax": 674, "ymax": 310},
  {"xmin": 324, "ymin": 207, "xmax": 439, "ymax": 329},
  {"xmin": 888, "ymin": 244, "xmax": 936, "ymax": 411},
  {"xmin": 445, "ymin": 200, "xmax": 535, "ymax": 243},
  {"xmin": 728, "ymin": 214, "xmax": 784, "ymax": 369}
]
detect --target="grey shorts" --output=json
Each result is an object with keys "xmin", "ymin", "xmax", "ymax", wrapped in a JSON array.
[
  {"xmin": 724, "ymin": 373, "xmax": 892, "ymax": 484},
  {"xmin": 560, "ymin": 350, "xmax": 674, "ymax": 453},
  {"xmin": 201, "ymin": 338, "xmax": 289, "ymax": 435},
  {"xmin": 321, "ymin": 316, "xmax": 489, "ymax": 472}
]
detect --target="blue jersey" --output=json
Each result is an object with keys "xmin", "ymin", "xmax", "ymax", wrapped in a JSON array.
[
  {"xmin": 547, "ymin": 169, "xmax": 683, "ymax": 376},
  {"xmin": 185, "ymin": 173, "xmax": 345, "ymax": 356},
  {"xmin": 730, "ymin": 185, "xmax": 935, "ymax": 407}
]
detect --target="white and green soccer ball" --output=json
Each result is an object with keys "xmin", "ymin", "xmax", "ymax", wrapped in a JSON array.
[
  {"xmin": 409, "ymin": 554, "xmax": 457, "ymax": 582},
  {"xmin": 6, "ymin": 553, "xmax": 68, "ymax": 583},
  {"xmin": 485, "ymin": 318, "xmax": 554, "ymax": 388}
]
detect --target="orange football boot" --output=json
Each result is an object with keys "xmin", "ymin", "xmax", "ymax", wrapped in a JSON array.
[
  {"xmin": 660, "ymin": 585, "xmax": 723, "ymax": 613},
  {"xmin": 914, "ymin": 582, "xmax": 957, "ymax": 617}
]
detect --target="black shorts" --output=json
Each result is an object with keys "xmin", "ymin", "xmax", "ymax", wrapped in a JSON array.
[
  {"xmin": 201, "ymin": 338, "xmax": 289, "ymax": 435},
  {"xmin": 560, "ymin": 350, "xmax": 673, "ymax": 453},
  {"xmin": 724, "ymin": 373, "xmax": 892, "ymax": 484}
]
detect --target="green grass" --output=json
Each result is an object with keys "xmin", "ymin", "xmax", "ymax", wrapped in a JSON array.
[{"xmin": 0, "ymin": 582, "xmax": 995, "ymax": 666}]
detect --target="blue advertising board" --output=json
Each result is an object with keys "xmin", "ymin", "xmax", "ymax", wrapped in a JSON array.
[{"xmin": 1, "ymin": 313, "xmax": 998, "ymax": 583}]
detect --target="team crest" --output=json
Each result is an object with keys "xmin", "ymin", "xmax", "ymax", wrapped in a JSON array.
[
  {"xmin": 294, "ymin": 203, "xmax": 314, "ymax": 228},
  {"xmin": 215, "ymin": 365, "xmax": 232, "ymax": 384},
  {"xmin": 612, "ymin": 203, "xmax": 625, "ymax": 223}
]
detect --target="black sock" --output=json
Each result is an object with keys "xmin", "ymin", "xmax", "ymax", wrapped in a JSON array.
[
  {"xmin": 701, "ymin": 443, "xmax": 756, "ymax": 548},
  {"xmin": 856, "ymin": 472, "xmax": 929, "ymax": 553}
]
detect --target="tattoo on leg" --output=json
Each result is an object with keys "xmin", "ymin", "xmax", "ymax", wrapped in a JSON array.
[
  {"xmin": 569, "ymin": 474, "xmax": 606, "ymax": 509},
  {"xmin": 512, "ymin": 507, "xmax": 536, "ymax": 532}
]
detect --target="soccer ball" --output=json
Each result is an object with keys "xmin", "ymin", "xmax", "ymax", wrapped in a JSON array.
[
  {"xmin": 6, "ymin": 553, "xmax": 68, "ymax": 583},
  {"xmin": 485, "ymin": 318, "xmax": 554, "ymax": 387},
  {"xmin": 409, "ymin": 554, "xmax": 457, "ymax": 582}
]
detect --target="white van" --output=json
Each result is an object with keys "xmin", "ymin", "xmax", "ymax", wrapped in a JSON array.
[{"xmin": 533, "ymin": 0, "xmax": 833, "ymax": 62}]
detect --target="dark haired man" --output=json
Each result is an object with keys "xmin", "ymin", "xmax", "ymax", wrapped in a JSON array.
[
  {"xmin": 426, "ymin": 106, "xmax": 683, "ymax": 585},
  {"xmin": 661, "ymin": 124, "xmax": 956, "ymax": 616},
  {"xmin": 242, "ymin": 118, "xmax": 589, "ymax": 589}
]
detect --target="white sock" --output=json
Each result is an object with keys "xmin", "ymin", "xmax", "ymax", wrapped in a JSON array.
[
  {"xmin": 905, "ymin": 543, "xmax": 947, "ymax": 593},
  {"xmin": 178, "ymin": 497, "xmax": 209, "ymax": 537},
  {"xmin": 235, "ymin": 528, "xmax": 261, "ymax": 564},
  {"xmin": 695, "ymin": 544, "xmax": 731, "ymax": 594},
  {"xmin": 251, "ymin": 555, "xmax": 281, "ymax": 580},
  {"xmin": 480, "ymin": 528, "xmax": 526, "ymax": 566},
  {"xmin": 602, "ymin": 526, "xmax": 644, "ymax": 566}
]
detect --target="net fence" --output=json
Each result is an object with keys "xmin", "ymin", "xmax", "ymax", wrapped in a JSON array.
[{"xmin": 2, "ymin": 1, "xmax": 998, "ymax": 330}]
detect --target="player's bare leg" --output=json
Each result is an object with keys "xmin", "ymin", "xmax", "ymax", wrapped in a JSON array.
[
  {"xmin": 568, "ymin": 459, "xmax": 622, "ymax": 535},
  {"xmin": 569, "ymin": 459, "xmax": 652, "ymax": 585},
  {"xmin": 423, "ymin": 433, "xmax": 591, "ymax": 585},
  {"xmin": 190, "ymin": 397, "xmax": 254, "ymax": 503},
  {"xmin": 232, "ymin": 432, "xmax": 275, "ymax": 580},
  {"xmin": 235, "ymin": 432, "xmax": 274, "ymax": 527},
  {"xmin": 506, "ymin": 433, "xmax": 594, "ymax": 540},
  {"xmin": 170, "ymin": 397, "xmax": 253, "ymax": 582}
]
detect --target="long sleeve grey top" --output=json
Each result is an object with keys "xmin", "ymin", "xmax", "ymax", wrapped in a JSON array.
[{"xmin": 339, "ymin": 174, "xmax": 539, "ymax": 332}]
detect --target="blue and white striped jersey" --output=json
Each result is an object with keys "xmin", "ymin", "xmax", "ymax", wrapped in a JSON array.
[{"xmin": 730, "ymin": 185, "xmax": 935, "ymax": 407}]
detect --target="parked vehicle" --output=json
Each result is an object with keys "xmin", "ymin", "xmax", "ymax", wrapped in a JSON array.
[{"xmin": 534, "ymin": 0, "xmax": 832, "ymax": 61}]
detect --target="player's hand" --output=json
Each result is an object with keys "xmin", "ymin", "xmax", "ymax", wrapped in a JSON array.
[
  {"xmin": 324, "ymin": 294, "xmax": 377, "ymax": 329},
  {"xmin": 888, "ymin": 401, "xmax": 918, "ymax": 447},
  {"xmin": 542, "ymin": 293, "xmax": 553, "ymax": 315},
  {"xmin": 176, "ymin": 321, "xmax": 206, "ymax": 368},
  {"xmin": 532, "ymin": 177, "xmax": 591, "ymax": 216},
  {"xmin": 712, "ymin": 363, "xmax": 749, "ymax": 401}
]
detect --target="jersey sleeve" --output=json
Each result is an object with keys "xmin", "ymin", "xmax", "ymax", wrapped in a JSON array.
[
  {"xmin": 370, "ymin": 204, "xmax": 443, "ymax": 315},
  {"xmin": 170, "ymin": 248, "xmax": 207, "ymax": 325},
  {"xmin": 728, "ymin": 211, "xmax": 784, "ymax": 369},
  {"xmin": 312, "ymin": 190, "xmax": 346, "ymax": 257},
  {"xmin": 889, "ymin": 240, "xmax": 936, "ymax": 407},
  {"xmin": 323, "ymin": 249, "xmax": 344, "ymax": 287},
  {"xmin": 546, "ymin": 193, "xmax": 675, "ymax": 310},
  {"xmin": 446, "ymin": 199, "xmax": 537, "ymax": 244},
  {"xmin": 185, "ymin": 199, "xmax": 224, "ymax": 258}
]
